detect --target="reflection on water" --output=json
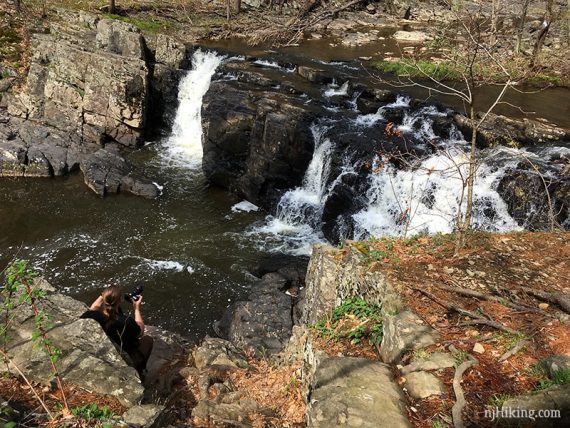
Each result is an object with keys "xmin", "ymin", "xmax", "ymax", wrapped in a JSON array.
[{"xmin": 0, "ymin": 145, "xmax": 266, "ymax": 342}]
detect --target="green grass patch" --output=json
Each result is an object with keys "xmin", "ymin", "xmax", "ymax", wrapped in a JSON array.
[
  {"xmin": 103, "ymin": 13, "xmax": 170, "ymax": 32},
  {"xmin": 371, "ymin": 59, "xmax": 461, "ymax": 81},
  {"xmin": 313, "ymin": 298, "xmax": 383, "ymax": 346},
  {"xmin": 528, "ymin": 73, "xmax": 565, "ymax": 86},
  {"xmin": 536, "ymin": 368, "xmax": 570, "ymax": 390}
]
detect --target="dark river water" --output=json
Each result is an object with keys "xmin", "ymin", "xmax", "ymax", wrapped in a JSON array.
[
  {"xmin": 0, "ymin": 145, "xmax": 266, "ymax": 341},
  {"xmin": 1, "ymin": 35, "xmax": 569, "ymax": 340}
]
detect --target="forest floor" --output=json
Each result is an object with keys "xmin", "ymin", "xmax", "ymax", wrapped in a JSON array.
[{"xmin": 332, "ymin": 231, "xmax": 570, "ymax": 427}]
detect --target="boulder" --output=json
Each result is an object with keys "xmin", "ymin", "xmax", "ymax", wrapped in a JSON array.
[
  {"xmin": 401, "ymin": 352, "xmax": 456, "ymax": 374},
  {"xmin": 5, "ymin": 279, "xmax": 144, "ymax": 407},
  {"xmin": 215, "ymin": 273, "xmax": 294, "ymax": 357},
  {"xmin": 192, "ymin": 338, "xmax": 249, "ymax": 370},
  {"xmin": 404, "ymin": 371, "xmax": 445, "ymax": 399},
  {"xmin": 122, "ymin": 404, "xmax": 166, "ymax": 428},
  {"xmin": 307, "ymin": 356, "xmax": 410, "ymax": 427},
  {"xmin": 380, "ymin": 310, "xmax": 439, "ymax": 364}
]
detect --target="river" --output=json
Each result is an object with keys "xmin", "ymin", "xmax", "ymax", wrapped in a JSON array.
[{"xmin": 0, "ymin": 40, "xmax": 568, "ymax": 340}]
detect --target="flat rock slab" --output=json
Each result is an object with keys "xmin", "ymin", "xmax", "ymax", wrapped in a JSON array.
[
  {"xmin": 404, "ymin": 371, "xmax": 445, "ymax": 399},
  {"xmin": 501, "ymin": 384, "xmax": 570, "ymax": 427},
  {"xmin": 381, "ymin": 310, "xmax": 439, "ymax": 364},
  {"xmin": 307, "ymin": 356, "xmax": 410, "ymax": 427},
  {"xmin": 401, "ymin": 352, "xmax": 456, "ymax": 375}
]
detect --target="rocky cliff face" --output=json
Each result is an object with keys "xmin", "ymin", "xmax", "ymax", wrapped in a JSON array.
[{"xmin": 0, "ymin": 10, "xmax": 188, "ymax": 197}]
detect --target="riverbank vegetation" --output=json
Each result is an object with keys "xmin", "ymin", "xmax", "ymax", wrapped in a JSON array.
[{"xmin": 1, "ymin": 1, "xmax": 569, "ymax": 88}]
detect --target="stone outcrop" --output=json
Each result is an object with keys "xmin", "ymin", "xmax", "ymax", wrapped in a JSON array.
[
  {"xmin": 202, "ymin": 77, "xmax": 318, "ymax": 208},
  {"xmin": 454, "ymin": 113, "xmax": 570, "ymax": 148},
  {"xmin": 299, "ymin": 244, "xmax": 405, "ymax": 326},
  {"xmin": 0, "ymin": 9, "xmax": 188, "ymax": 197},
  {"xmin": 5, "ymin": 278, "xmax": 144, "ymax": 407},
  {"xmin": 214, "ymin": 258, "xmax": 308, "ymax": 357},
  {"xmin": 307, "ymin": 354, "xmax": 410, "ymax": 427}
]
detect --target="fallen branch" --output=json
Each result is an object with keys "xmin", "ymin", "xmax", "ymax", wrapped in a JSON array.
[
  {"xmin": 412, "ymin": 287, "xmax": 521, "ymax": 335},
  {"xmin": 498, "ymin": 340, "xmax": 529, "ymax": 362},
  {"xmin": 439, "ymin": 282, "xmax": 543, "ymax": 314},
  {"xmin": 520, "ymin": 286, "xmax": 570, "ymax": 314},
  {"xmin": 452, "ymin": 355, "xmax": 478, "ymax": 428}
]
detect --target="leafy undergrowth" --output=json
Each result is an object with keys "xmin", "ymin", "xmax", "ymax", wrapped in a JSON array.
[
  {"xmin": 0, "ymin": 374, "xmax": 126, "ymax": 427},
  {"xmin": 347, "ymin": 231, "xmax": 569, "ymax": 427}
]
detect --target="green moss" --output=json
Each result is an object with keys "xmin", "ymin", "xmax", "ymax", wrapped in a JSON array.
[
  {"xmin": 528, "ymin": 73, "xmax": 564, "ymax": 86},
  {"xmin": 370, "ymin": 59, "xmax": 461, "ymax": 81}
]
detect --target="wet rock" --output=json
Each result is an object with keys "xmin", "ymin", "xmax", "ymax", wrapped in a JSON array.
[
  {"xmin": 122, "ymin": 404, "xmax": 166, "ymax": 428},
  {"xmin": 80, "ymin": 149, "xmax": 158, "ymax": 198},
  {"xmin": 380, "ymin": 310, "xmax": 439, "ymax": 364},
  {"xmin": 497, "ymin": 168, "xmax": 570, "ymax": 229},
  {"xmin": 307, "ymin": 356, "xmax": 410, "ymax": 427},
  {"xmin": 401, "ymin": 352, "xmax": 455, "ymax": 375},
  {"xmin": 297, "ymin": 65, "xmax": 332, "ymax": 84},
  {"xmin": 202, "ymin": 80, "xmax": 317, "ymax": 208},
  {"xmin": 404, "ymin": 371, "xmax": 445, "ymax": 399},
  {"xmin": 454, "ymin": 113, "xmax": 569, "ymax": 148}
]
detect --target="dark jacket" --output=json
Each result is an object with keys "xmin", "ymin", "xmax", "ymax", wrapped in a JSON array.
[{"xmin": 81, "ymin": 308, "xmax": 141, "ymax": 353}]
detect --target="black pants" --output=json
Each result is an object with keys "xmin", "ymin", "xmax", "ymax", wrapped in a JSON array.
[{"xmin": 128, "ymin": 335, "xmax": 154, "ymax": 375}]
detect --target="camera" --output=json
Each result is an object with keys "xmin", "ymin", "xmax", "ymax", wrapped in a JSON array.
[{"xmin": 124, "ymin": 284, "xmax": 144, "ymax": 303}]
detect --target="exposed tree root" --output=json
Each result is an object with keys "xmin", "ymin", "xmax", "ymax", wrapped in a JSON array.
[
  {"xmin": 412, "ymin": 287, "xmax": 521, "ymax": 335},
  {"xmin": 451, "ymin": 355, "xmax": 478, "ymax": 428},
  {"xmin": 520, "ymin": 286, "xmax": 570, "ymax": 314}
]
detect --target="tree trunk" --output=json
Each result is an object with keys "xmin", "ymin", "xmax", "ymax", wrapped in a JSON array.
[
  {"xmin": 109, "ymin": 0, "xmax": 116, "ymax": 14},
  {"xmin": 226, "ymin": 0, "xmax": 231, "ymax": 21},
  {"xmin": 490, "ymin": 0, "xmax": 501, "ymax": 46},
  {"xmin": 530, "ymin": 0, "xmax": 554, "ymax": 67},
  {"xmin": 14, "ymin": 0, "xmax": 21, "ymax": 12},
  {"xmin": 516, "ymin": 0, "xmax": 531, "ymax": 53},
  {"xmin": 456, "ymin": 104, "xmax": 478, "ymax": 252},
  {"xmin": 234, "ymin": 0, "xmax": 241, "ymax": 14}
]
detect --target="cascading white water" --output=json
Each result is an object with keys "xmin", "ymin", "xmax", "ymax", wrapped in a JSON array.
[
  {"xmin": 352, "ymin": 149, "xmax": 521, "ymax": 239},
  {"xmin": 162, "ymin": 50, "xmax": 223, "ymax": 167},
  {"xmin": 253, "ymin": 124, "xmax": 334, "ymax": 254}
]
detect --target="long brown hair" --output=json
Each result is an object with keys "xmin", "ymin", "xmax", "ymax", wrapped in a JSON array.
[{"xmin": 101, "ymin": 285, "xmax": 121, "ymax": 326}]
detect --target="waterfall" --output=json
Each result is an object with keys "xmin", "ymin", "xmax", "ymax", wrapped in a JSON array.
[
  {"xmin": 162, "ymin": 50, "xmax": 223, "ymax": 167},
  {"xmin": 253, "ymin": 124, "xmax": 334, "ymax": 254},
  {"xmin": 352, "ymin": 150, "xmax": 520, "ymax": 239}
]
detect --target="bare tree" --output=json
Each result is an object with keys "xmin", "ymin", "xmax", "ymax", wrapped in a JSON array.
[
  {"xmin": 374, "ymin": 3, "xmax": 517, "ymax": 251},
  {"xmin": 530, "ymin": 0, "xmax": 554, "ymax": 67},
  {"xmin": 516, "ymin": 0, "xmax": 532, "ymax": 53}
]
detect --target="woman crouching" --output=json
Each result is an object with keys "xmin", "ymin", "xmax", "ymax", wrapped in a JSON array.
[{"xmin": 82, "ymin": 285, "xmax": 153, "ymax": 377}]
